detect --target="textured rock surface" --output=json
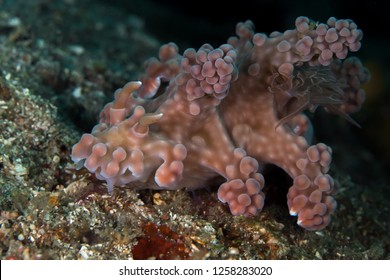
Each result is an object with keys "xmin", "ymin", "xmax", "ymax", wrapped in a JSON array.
[{"xmin": 0, "ymin": 0, "xmax": 389, "ymax": 259}]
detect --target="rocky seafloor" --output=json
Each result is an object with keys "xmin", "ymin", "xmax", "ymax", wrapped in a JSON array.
[{"xmin": 0, "ymin": 0, "xmax": 389, "ymax": 260}]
